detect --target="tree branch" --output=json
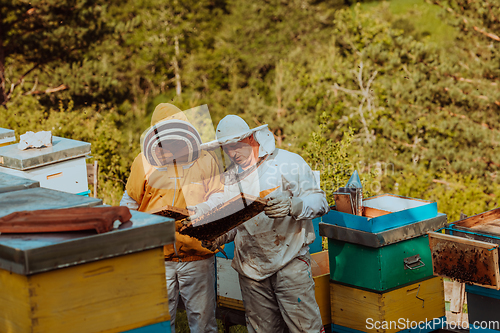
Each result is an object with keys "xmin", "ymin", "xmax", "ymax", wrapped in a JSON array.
[
  {"xmin": 24, "ymin": 84, "xmax": 68, "ymax": 95},
  {"xmin": 473, "ymin": 26, "xmax": 500, "ymax": 42},
  {"xmin": 4, "ymin": 63, "xmax": 41, "ymax": 103}
]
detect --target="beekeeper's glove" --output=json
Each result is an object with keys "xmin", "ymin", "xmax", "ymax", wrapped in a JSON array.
[
  {"xmin": 185, "ymin": 202, "xmax": 210, "ymax": 223},
  {"xmin": 201, "ymin": 236, "xmax": 223, "ymax": 252},
  {"xmin": 264, "ymin": 192, "xmax": 304, "ymax": 219},
  {"xmin": 264, "ymin": 192, "xmax": 292, "ymax": 218}
]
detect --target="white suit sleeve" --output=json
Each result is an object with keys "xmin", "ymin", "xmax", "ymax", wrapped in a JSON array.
[
  {"xmin": 204, "ymin": 192, "xmax": 225, "ymax": 210},
  {"xmin": 120, "ymin": 190, "xmax": 139, "ymax": 210},
  {"xmin": 282, "ymin": 156, "xmax": 329, "ymax": 220}
]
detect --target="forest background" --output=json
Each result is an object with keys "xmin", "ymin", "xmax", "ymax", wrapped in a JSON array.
[{"xmin": 1, "ymin": 0, "xmax": 499, "ymax": 222}]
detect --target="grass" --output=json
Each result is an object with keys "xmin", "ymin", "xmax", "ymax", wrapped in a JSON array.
[{"xmin": 175, "ymin": 309, "xmax": 248, "ymax": 333}]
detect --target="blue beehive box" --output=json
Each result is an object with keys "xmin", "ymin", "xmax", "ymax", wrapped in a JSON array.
[
  {"xmin": 323, "ymin": 193, "xmax": 438, "ymax": 233},
  {"xmin": 466, "ymin": 285, "xmax": 500, "ymax": 332}
]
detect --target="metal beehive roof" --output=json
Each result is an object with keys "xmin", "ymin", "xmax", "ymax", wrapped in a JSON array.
[
  {"xmin": 0, "ymin": 172, "xmax": 40, "ymax": 193},
  {"xmin": 0, "ymin": 136, "xmax": 91, "ymax": 170},
  {"xmin": 0, "ymin": 128, "xmax": 15, "ymax": 145},
  {"xmin": 0, "ymin": 187, "xmax": 176, "ymax": 275}
]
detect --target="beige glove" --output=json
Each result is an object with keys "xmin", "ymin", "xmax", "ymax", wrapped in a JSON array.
[
  {"xmin": 264, "ymin": 192, "xmax": 292, "ymax": 218},
  {"xmin": 264, "ymin": 193, "xmax": 304, "ymax": 219}
]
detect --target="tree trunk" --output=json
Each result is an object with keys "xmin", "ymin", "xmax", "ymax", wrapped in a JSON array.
[
  {"xmin": 0, "ymin": 17, "xmax": 6, "ymax": 107},
  {"xmin": 173, "ymin": 35, "xmax": 182, "ymax": 97}
]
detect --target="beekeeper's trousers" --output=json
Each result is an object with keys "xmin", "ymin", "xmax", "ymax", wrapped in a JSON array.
[
  {"xmin": 238, "ymin": 253, "xmax": 324, "ymax": 333},
  {"xmin": 165, "ymin": 256, "xmax": 217, "ymax": 333}
]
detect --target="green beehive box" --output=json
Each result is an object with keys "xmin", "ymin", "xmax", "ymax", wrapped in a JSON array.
[
  {"xmin": 322, "ymin": 214, "xmax": 447, "ymax": 292},
  {"xmin": 327, "ymin": 235, "xmax": 433, "ymax": 292}
]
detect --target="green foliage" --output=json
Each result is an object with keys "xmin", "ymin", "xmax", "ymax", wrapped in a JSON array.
[
  {"xmin": 0, "ymin": 0, "xmax": 112, "ymax": 106},
  {"xmin": 2, "ymin": 0, "xmax": 500, "ymax": 221},
  {"xmin": 303, "ymin": 114, "xmax": 375, "ymax": 205},
  {"xmin": 385, "ymin": 166, "xmax": 495, "ymax": 222}
]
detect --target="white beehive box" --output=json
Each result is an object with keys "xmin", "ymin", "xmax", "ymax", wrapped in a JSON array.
[
  {"xmin": 216, "ymin": 257, "xmax": 244, "ymax": 311},
  {"xmin": 0, "ymin": 128, "xmax": 15, "ymax": 146},
  {"xmin": 0, "ymin": 136, "xmax": 90, "ymax": 195}
]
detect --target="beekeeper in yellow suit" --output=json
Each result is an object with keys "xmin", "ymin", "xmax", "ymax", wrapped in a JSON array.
[
  {"xmin": 197, "ymin": 115, "xmax": 329, "ymax": 333},
  {"xmin": 120, "ymin": 103, "xmax": 223, "ymax": 333}
]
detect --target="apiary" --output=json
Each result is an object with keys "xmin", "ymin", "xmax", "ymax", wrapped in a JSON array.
[
  {"xmin": 0, "ymin": 128, "xmax": 15, "ymax": 147},
  {"xmin": 0, "ymin": 136, "xmax": 91, "ymax": 195},
  {"xmin": 0, "ymin": 187, "xmax": 175, "ymax": 333}
]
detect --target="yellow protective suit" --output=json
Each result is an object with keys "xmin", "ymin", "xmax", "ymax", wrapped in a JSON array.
[{"xmin": 126, "ymin": 103, "xmax": 224, "ymax": 261}]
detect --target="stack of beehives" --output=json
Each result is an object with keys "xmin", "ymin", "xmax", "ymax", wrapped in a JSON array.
[
  {"xmin": 429, "ymin": 208, "xmax": 500, "ymax": 333},
  {"xmin": 320, "ymin": 194, "xmax": 448, "ymax": 333},
  {"xmin": 0, "ymin": 171, "xmax": 175, "ymax": 333}
]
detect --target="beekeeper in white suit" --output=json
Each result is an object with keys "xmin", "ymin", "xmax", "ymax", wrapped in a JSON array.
[{"xmin": 197, "ymin": 115, "xmax": 329, "ymax": 333}]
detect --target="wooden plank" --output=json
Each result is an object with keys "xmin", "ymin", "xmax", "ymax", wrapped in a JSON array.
[
  {"xmin": 449, "ymin": 281, "xmax": 463, "ymax": 313},
  {"xmin": 469, "ymin": 221, "xmax": 500, "ymax": 235},
  {"xmin": 453, "ymin": 208, "xmax": 500, "ymax": 231},
  {"xmin": 218, "ymin": 296, "xmax": 245, "ymax": 312},
  {"xmin": 311, "ymin": 250, "xmax": 329, "ymax": 277},
  {"xmin": 315, "ymin": 274, "xmax": 331, "ymax": 325},
  {"xmin": 363, "ymin": 207, "xmax": 390, "ymax": 218},
  {"xmin": 430, "ymin": 231, "xmax": 499, "ymax": 248},
  {"xmin": 29, "ymin": 248, "xmax": 169, "ymax": 333},
  {"xmin": 429, "ymin": 232, "xmax": 500, "ymax": 289}
]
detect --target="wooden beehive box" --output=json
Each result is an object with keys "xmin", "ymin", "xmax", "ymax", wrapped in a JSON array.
[
  {"xmin": 180, "ymin": 193, "xmax": 267, "ymax": 241},
  {"xmin": 0, "ymin": 188, "xmax": 175, "ymax": 333},
  {"xmin": 429, "ymin": 207, "xmax": 500, "ymax": 290},
  {"xmin": 331, "ymin": 277, "xmax": 445, "ymax": 333}
]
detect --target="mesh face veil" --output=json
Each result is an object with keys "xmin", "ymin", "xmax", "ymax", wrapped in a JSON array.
[{"xmin": 142, "ymin": 119, "xmax": 202, "ymax": 167}]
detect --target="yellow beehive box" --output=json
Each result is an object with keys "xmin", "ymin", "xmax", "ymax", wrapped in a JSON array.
[
  {"xmin": 331, "ymin": 276, "xmax": 445, "ymax": 333},
  {"xmin": 311, "ymin": 250, "xmax": 331, "ymax": 326},
  {"xmin": 0, "ymin": 248, "xmax": 169, "ymax": 333}
]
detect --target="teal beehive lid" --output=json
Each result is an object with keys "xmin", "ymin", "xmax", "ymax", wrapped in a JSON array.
[{"xmin": 324, "ymin": 193, "xmax": 438, "ymax": 233}]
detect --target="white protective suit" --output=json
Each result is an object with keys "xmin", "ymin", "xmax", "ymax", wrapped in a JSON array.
[{"xmin": 203, "ymin": 117, "xmax": 329, "ymax": 333}]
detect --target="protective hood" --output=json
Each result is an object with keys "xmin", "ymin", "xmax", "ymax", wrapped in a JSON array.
[
  {"xmin": 201, "ymin": 115, "xmax": 275, "ymax": 157},
  {"xmin": 151, "ymin": 103, "xmax": 189, "ymax": 126},
  {"xmin": 142, "ymin": 119, "xmax": 202, "ymax": 168}
]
